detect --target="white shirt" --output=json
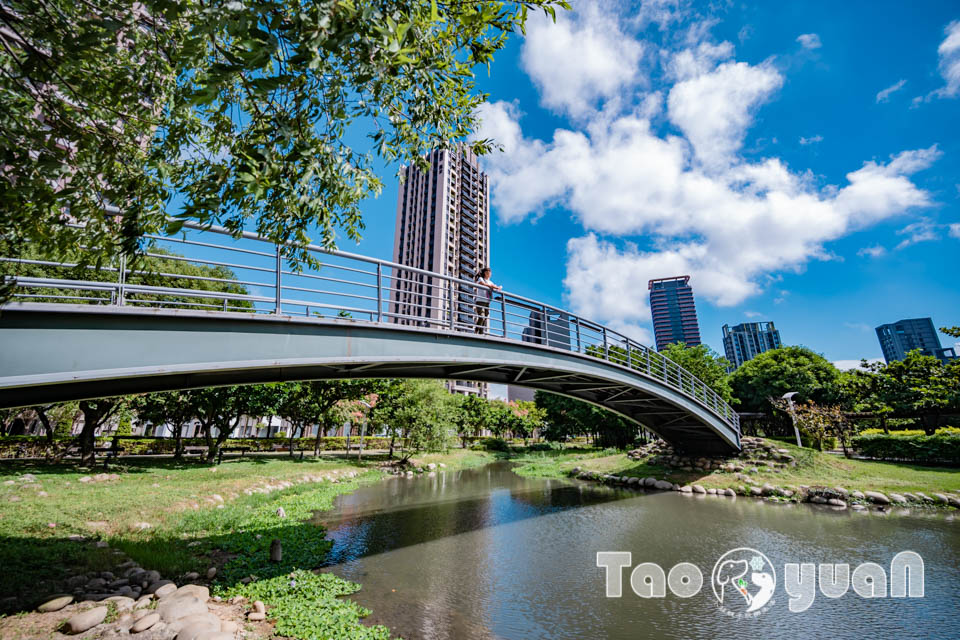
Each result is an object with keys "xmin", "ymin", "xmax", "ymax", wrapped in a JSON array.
[{"xmin": 476, "ymin": 276, "xmax": 496, "ymax": 300}]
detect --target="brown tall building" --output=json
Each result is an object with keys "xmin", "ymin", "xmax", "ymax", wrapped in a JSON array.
[{"xmin": 391, "ymin": 144, "xmax": 490, "ymax": 397}]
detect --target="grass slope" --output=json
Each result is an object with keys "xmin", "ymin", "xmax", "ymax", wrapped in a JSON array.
[{"xmin": 510, "ymin": 440, "xmax": 960, "ymax": 496}]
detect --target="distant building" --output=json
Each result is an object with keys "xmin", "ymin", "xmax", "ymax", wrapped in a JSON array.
[
  {"xmin": 507, "ymin": 385, "xmax": 536, "ymax": 403},
  {"xmin": 722, "ymin": 321, "xmax": 782, "ymax": 369},
  {"xmin": 648, "ymin": 276, "xmax": 701, "ymax": 351},
  {"xmin": 875, "ymin": 317, "xmax": 956, "ymax": 364},
  {"xmin": 391, "ymin": 144, "xmax": 490, "ymax": 397}
]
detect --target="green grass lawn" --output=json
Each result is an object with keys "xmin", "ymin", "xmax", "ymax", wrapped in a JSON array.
[
  {"xmin": 510, "ymin": 440, "xmax": 960, "ymax": 496},
  {"xmin": 0, "ymin": 448, "xmax": 492, "ymax": 637}
]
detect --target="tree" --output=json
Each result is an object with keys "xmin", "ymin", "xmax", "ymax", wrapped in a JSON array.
[
  {"xmin": 511, "ymin": 400, "xmax": 545, "ymax": 445},
  {"xmin": 729, "ymin": 346, "xmax": 840, "ymax": 413},
  {"xmin": 185, "ymin": 385, "xmax": 281, "ymax": 462},
  {"xmin": 771, "ymin": 398, "xmax": 855, "ymax": 456},
  {"xmin": 131, "ymin": 391, "xmax": 196, "ymax": 457},
  {"xmin": 1, "ymin": 0, "xmax": 569, "ymax": 291},
  {"xmin": 941, "ymin": 326, "xmax": 960, "ymax": 338},
  {"xmin": 77, "ymin": 398, "xmax": 126, "ymax": 465},
  {"xmin": 659, "ymin": 342, "xmax": 735, "ymax": 403},
  {"xmin": 369, "ymin": 379, "xmax": 457, "ymax": 461},
  {"xmin": 866, "ymin": 351, "xmax": 960, "ymax": 435},
  {"xmin": 535, "ymin": 391, "xmax": 638, "ymax": 449}
]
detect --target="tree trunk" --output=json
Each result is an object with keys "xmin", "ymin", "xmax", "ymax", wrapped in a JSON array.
[
  {"xmin": 173, "ymin": 423, "xmax": 185, "ymax": 459},
  {"xmin": 78, "ymin": 401, "xmax": 103, "ymax": 466},
  {"xmin": 289, "ymin": 423, "xmax": 300, "ymax": 457},
  {"xmin": 314, "ymin": 424, "xmax": 323, "ymax": 457},
  {"xmin": 34, "ymin": 407, "xmax": 54, "ymax": 445},
  {"xmin": 389, "ymin": 434, "xmax": 396, "ymax": 459}
]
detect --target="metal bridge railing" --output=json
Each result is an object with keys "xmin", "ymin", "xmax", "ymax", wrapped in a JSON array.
[{"xmin": 1, "ymin": 222, "xmax": 740, "ymax": 434}]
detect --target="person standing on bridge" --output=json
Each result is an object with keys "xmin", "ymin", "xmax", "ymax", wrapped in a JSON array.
[{"xmin": 474, "ymin": 266, "xmax": 501, "ymax": 335}]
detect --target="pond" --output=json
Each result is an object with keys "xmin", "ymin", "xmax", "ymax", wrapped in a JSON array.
[{"xmin": 314, "ymin": 462, "xmax": 959, "ymax": 640}]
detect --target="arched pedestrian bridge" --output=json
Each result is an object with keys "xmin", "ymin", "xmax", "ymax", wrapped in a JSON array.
[{"xmin": 0, "ymin": 224, "xmax": 740, "ymax": 454}]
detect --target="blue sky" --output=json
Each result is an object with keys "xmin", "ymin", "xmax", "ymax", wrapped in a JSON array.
[{"xmin": 341, "ymin": 1, "xmax": 959, "ymax": 368}]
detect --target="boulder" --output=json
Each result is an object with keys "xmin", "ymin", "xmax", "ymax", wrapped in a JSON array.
[
  {"xmin": 643, "ymin": 477, "xmax": 657, "ymax": 487},
  {"xmin": 252, "ymin": 600, "xmax": 266, "ymax": 614},
  {"xmin": 932, "ymin": 493, "xmax": 949, "ymax": 504},
  {"xmin": 864, "ymin": 491, "xmax": 891, "ymax": 505},
  {"xmin": 850, "ymin": 490, "xmax": 865, "ymax": 500},
  {"xmin": 706, "ymin": 488, "xmax": 717, "ymax": 495},
  {"xmin": 723, "ymin": 488, "xmax": 736, "ymax": 497},
  {"xmin": 888, "ymin": 493, "xmax": 907, "ymax": 504},
  {"xmin": 206, "ymin": 567, "xmax": 217, "ymax": 580},
  {"xmin": 679, "ymin": 485, "xmax": 692, "ymax": 493},
  {"xmin": 827, "ymin": 499, "xmax": 847, "ymax": 507},
  {"xmin": 653, "ymin": 480, "xmax": 673, "ymax": 491},
  {"xmin": 103, "ymin": 595, "xmax": 135, "ymax": 611},
  {"xmin": 247, "ymin": 612, "xmax": 266, "ymax": 621},
  {"xmin": 152, "ymin": 582, "xmax": 177, "ymax": 598},
  {"xmin": 147, "ymin": 579, "xmax": 174, "ymax": 595},
  {"xmin": 749, "ymin": 487, "xmax": 763, "ymax": 496},
  {"xmin": 64, "ymin": 606, "xmax": 108, "ymax": 634},
  {"xmin": 158, "ymin": 596, "xmax": 208, "ymax": 623},
  {"xmin": 175, "ymin": 614, "xmax": 221, "ymax": 640},
  {"xmin": 902, "ymin": 493, "xmax": 919, "ymax": 502},
  {"xmin": 692, "ymin": 484, "xmax": 706, "ymax": 494},
  {"xmin": 170, "ymin": 585, "xmax": 209, "ymax": 602},
  {"xmin": 37, "ymin": 594, "xmax": 73, "ymax": 612},
  {"xmin": 810, "ymin": 496, "xmax": 828, "ymax": 504},
  {"xmin": 131, "ymin": 612, "xmax": 160, "ymax": 633}
]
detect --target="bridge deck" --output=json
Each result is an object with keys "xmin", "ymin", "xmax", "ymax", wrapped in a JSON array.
[{"xmin": 0, "ymin": 305, "xmax": 739, "ymax": 454}]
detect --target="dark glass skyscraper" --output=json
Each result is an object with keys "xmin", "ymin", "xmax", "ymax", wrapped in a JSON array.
[
  {"xmin": 723, "ymin": 321, "xmax": 782, "ymax": 369},
  {"xmin": 876, "ymin": 317, "xmax": 955, "ymax": 364},
  {"xmin": 648, "ymin": 276, "xmax": 701, "ymax": 351}
]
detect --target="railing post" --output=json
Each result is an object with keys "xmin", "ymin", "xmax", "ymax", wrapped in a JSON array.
[
  {"xmin": 602, "ymin": 327, "xmax": 608, "ymax": 360},
  {"xmin": 376, "ymin": 264, "xmax": 383, "ymax": 323},
  {"xmin": 500, "ymin": 294, "xmax": 507, "ymax": 338},
  {"xmin": 274, "ymin": 246, "xmax": 282, "ymax": 314},
  {"xmin": 448, "ymin": 279, "xmax": 455, "ymax": 330},
  {"xmin": 574, "ymin": 316, "xmax": 581, "ymax": 353},
  {"xmin": 117, "ymin": 255, "xmax": 126, "ymax": 306},
  {"xmin": 626, "ymin": 341, "xmax": 632, "ymax": 369}
]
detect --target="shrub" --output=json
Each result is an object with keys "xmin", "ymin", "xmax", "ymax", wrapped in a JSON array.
[
  {"xmin": 526, "ymin": 441, "xmax": 563, "ymax": 452},
  {"xmin": 851, "ymin": 432, "xmax": 960, "ymax": 464},
  {"xmin": 481, "ymin": 437, "xmax": 511, "ymax": 452}
]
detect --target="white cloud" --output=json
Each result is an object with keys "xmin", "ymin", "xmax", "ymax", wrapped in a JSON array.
[
  {"xmin": 936, "ymin": 20, "xmax": 960, "ymax": 97},
  {"xmin": 876, "ymin": 79, "xmax": 907, "ymax": 103},
  {"xmin": 915, "ymin": 21, "xmax": 960, "ymax": 103},
  {"xmin": 474, "ymin": 8, "xmax": 942, "ymax": 342},
  {"xmin": 833, "ymin": 358, "xmax": 884, "ymax": 371},
  {"xmin": 796, "ymin": 33, "xmax": 822, "ymax": 49},
  {"xmin": 744, "ymin": 310, "xmax": 762, "ymax": 318},
  {"xmin": 479, "ymin": 104, "xmax": 937, "ymax": 326},
  {"xmin": 843, "ymin": 322, "xmax": 872, "ymax": 332},
  {"xmin": 799, "ymin": 134, "xmax": 823, "ymax": 145},
  {"xmin": 857, "ymin": 245, "xmax": 887, "ymax": 258},
  {"xmin": 950, "ymin": 222, "xmax": 960, "ymax": 239},
  {"xmin": 521, "ymin": 6, "xmax": 645, "ymax": 118},
  {"xmin": 667, "ymin": 60, "xmax": 783, "ymax": 167},
  {"xmin": 895, "ymin": 218, "xmax": 939, "ymax": 249}
]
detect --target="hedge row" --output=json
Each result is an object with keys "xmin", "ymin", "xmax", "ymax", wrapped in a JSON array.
[
  {"xmin": 0, "ymin": 435, "xmax": 403, "ymax": 458},
  {"xmin": 851, "ymin": 432, "xmax": 960, "ymax": 464}
]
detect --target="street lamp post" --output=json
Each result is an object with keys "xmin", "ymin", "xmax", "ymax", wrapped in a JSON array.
[
  {"xmin": 782, "ymin": 391, "xmax": 802, "ymax": 447},
  {"xmin": 357, "ymin": 400, "xmax": 372, "ymax": 462}
]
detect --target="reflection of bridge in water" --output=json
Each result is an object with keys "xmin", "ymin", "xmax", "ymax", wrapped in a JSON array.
[{"xmin": 0, "ymin": 222, "xmax": 740, "ymax": 454}]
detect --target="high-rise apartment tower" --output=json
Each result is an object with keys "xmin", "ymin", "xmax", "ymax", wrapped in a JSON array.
[
  {"xmin": 648, "ymin": 276, "xmax": 702, "ymax": 351},
  {"xmin": 722, "ymin": 321, "xmax": 782, "ymax": 369},
  {"xmin": 875, "ymin": 317, "xmax": 956, "ymax": 364},
  {"xmin": 391, "ymin": 144, "xmax": 490, "ymax": 396}
]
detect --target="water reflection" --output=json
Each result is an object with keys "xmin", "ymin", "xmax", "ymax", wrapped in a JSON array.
[{"xmin": 314, "ymin": 462, "xmax": 959, "ymax": 640}]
